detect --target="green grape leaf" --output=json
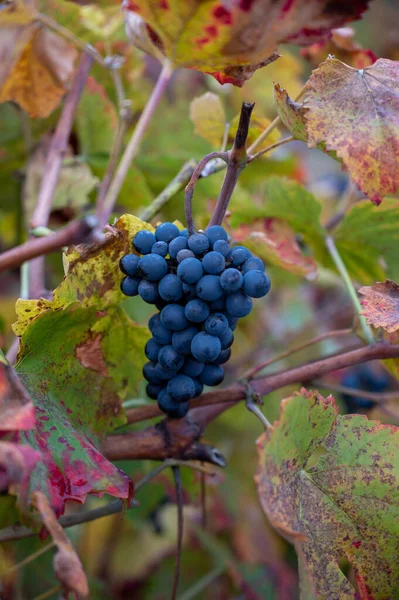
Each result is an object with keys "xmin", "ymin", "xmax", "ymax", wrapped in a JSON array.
[
  {"xmin": 256, "ymin": 389, "xmax": 399, "ymax": 600},
  {"xmin": 123, "ymin": 0, "xmax": 371, "ymax": 87},
  {"xmin": 13, "ymin": 215, "xmax": 151, "ymax": 515}
]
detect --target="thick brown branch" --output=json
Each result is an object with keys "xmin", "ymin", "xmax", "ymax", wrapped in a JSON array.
[{"xmin": 0, "ymin": 217, "xmax": 100, "ymax": 272}]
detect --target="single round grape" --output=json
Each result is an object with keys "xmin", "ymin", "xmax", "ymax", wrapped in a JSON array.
[
  {"xmin": 243, "ymin": 270, "xmax": 271, "ymax": 298},
  {"xmin": 196, "ymin": 275, "xmax": 223, "ymax": 301},
  {"xmin": 180, "ymin": 229, "xmax": 188, "ymax": 238},
  {"xmin": 138, "ymin": 280, "xmax": 159, "ymax": 304},
  {"xmin": 187, "ymin": 233, "xmax": 210, "ymax": 255},
  {"xmin": 161, "ymin": 304, "xmax": 189, "ymax": 331},
  {"xmin": 226, "ymin": 291, "xmax": 252, "ymax": 318},
  {"xmin": 155, "ymin": 222, "xmax": 180, "ymax": 243},
  {"xmin": 151, "ymin": 241, "xmax": 168, "ymax": 257},
  {"xmin": 158, "ymin": 274, "xmax": 183, "ymax": 302},
  {"xmin": 146, "ymin": 383, "xmax": 164, "ymax": 400},
  {"xmin": 145, "ymin": 338, "xmax": 162, "ymax": 362},
  {"xmin": 204, "ymin": 313, "xmax": 228, "ymax": 336},
  {"xmin": 158, "ymin": 389, "xmax": 189, "ymax": 418},
  {"xmin": 214, "ymin": 348, "xmax": 231, "ymax": 365},
  {"xmin": 199, "ymin": 364, "xmax": 224, "ymax": 386},
  {"xmin": 120, "ymin": 254, "xmax": 140, "ymax": 276},
  {"xmin": 158, "ymin": 345, "xmax": 184, "ymax": 373},
  {"xmin": 210, "ymin": 296, "xmax": 226, "ymax": 312},
  {"xmin": 143, "ymin": 361, "xmax": 163, "ymax": 384},
  {"xmin": 225, "ymin": 314, "xmax": 238, "ymax": 330},
  {"xmin": 205, "ymin": 225, "xmax": 228, "ymax": 247},
  {"xmin": 242, "ymin": 256, "xmax": 265, "ymax": 273},
  {"xmin": 169, "ymin": 235, "xmax": 188, "ymax": 259},
  {"xmin": 213, "ymin": 239, "xmax": 230, "ymax": 256},
  {"xmin": 219, "ymin": 327, "xmax": 234, "ymax": 349},
  {"xmin": 220, "ymin": 268, "xmax": 243, "ymax": 293},
  {"xmin": 152, "ymin": 320, "xmax": 173, "ymax": 345},
  {"xmin": 148, "ymin": 313, "xmax": 160, "ymax": 332},
  {"xmin": 228, "ymin": 246, "xmax": 251, "ymax": 266},
  {"xmin": 202, "ymin": 251, "xmax": 225, "ymax": 275},
  {"xmin": 154, "ymin": 362, "xmax": 177, "ymax": 380},
  {"xmin": 191, "ymin": 332, "xmax": 221, "ymax": 362},
  {"xmin": 172, "ymin": 326, "xmax": 199, "ymax": 354},
  {"xmin": 139, "ymin": 254, "xmax": 168, "ymax": 281},
  {"xmin": 167, "ymin": 374, "xmax": 196, "ymax": 402},
  {"xmin": 177, "ymin": 257, "xmax": 203, "ymax": 284},
  {"xmin": 183, "ymin": 357, "xmax": 205, "ymax": 378},
  {"xmin": 185, "ymin": 299, "xmax": 210, "ymax": 323},
  {"xmin": 177, "ymin": 249, "xmax": 195, "ymax": 263},
  {"xmin": 133, "ymin": 230, "xmax": 156, "ymax": 255},
  {"xmin": 192, "ymin": 378, "xmax": 204, "ymax": 398},
  {"xmin": 181, "ymin": 282, "xmax": 197, "ymax": 301},
  {"xmin": 121, "ymin": 276, "xmax": 140, "ymax": 296}
]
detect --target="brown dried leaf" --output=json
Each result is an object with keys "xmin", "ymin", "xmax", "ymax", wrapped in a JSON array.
[
  {"xmin": 359, "ymin": 280, "xmax": 399, "ymax": 333},
  {"xmin": 34, "ymin": 491, "xmax": 89, "ymax": 598}
]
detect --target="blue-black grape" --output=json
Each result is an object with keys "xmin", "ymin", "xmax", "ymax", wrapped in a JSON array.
[
  {"xmin": 226, "ymin": 291, "xmax": 252, "ymax": 317},
  {"xmin": 218, "ymin": 327, "xmax": 234, "ymax": 349},
  {"xmin": 228, "ymin": 246, "xmax": 251, "ymax": 266},
  {"xmin": 205, "ymin": 225, "xmax": 228, "ymax": 247},
  {"xmin": 177, "ymin": 257, "xmax": 203, "ymax": 284},
  {"xmin": 242, "ymin": 256, "xmax": 265, "ymax": 273},
  {"xmin": 191, "ymin": 332, "xmax": 221, "ymax": 362},
  {"xmin": 196, "ymin": 275, "xmax": 223, "ymax": 301},
  {"xmin": 158, "ymin": 388, "xmax": 189, "ymax": 418},
  {"xmin": 169, "ymin": 235, "xmax": 188, "ymax": 259},
  {"xmin": 133, "ymin": 230, "xmax": 156, "ymax": 254},
  {"xmin": 188, "ymin": 233, "xmax": 210, "ymax": 255},
  {"xmin": 155, "ymin": 222, "xmax": 180, "ymax": 243},
  {"xmin": 158, "ymin": 274, "xmax": 183, "ymax": 302},
  {"xmin": 213, "ymin": 239, "xmax": 230, "ymax": 256},
  {"xmin": 158, "ymin": 345, "xmax": 184, "ymax": 372},
  {"xmin": 204, "ymin": 313, "xmax": 228, "ymax": 336},
  {"xmin": 151, "ymin": 241, "xmax": 168, "ymax": 257},
  {"xmin": 139, "ymin": 254, "xmax": 168, "ymax": 281},
  {"xmin": 243, "ymin": 270, "xmax": 271, "ymax": 298},
  {"xmin": 167, "ymin": 374, "xmax": 196, "ymax": 402},
  {"xmin": 202, "ymin": 251, "xmax": 225, "ymax": 274},
  {"xmin": 172, "ymin": 326, "xmax": 200, "ymax": 354},
  {"xmin": 192, "ymin": 378, "xmax": 204, "ymax": 398},
  {"xmin": 146, "ymin": 383, "xmax": 164, "ymax": 400},
  {"xmin": 152, "ymin": 320, "xmax": 173, "ymax": 345},
  {"xmin": 214, "ymin": 348, "xmax": 231, "ymax": 365},
  {"xmin": 181, "ymin": 282, "xmax": 198, "ymax": 301},
  {"xmin": 154, "ymin": 362, "xmax": 177, "ymax": 380},
  {"xmin": 210, "ymin": 296, "xmax": 226, "ymax": 312},
  {"xmin": 161, "ymin": 304, "xmax": 188, "ymax": 331},
  {"xmin": 145, "ymin": 338, "xmax": 162, "ymax": 362},
  {"xmin": 177, "ymin": 249, "xmax": 195, "ymax": 263},
  {"xmin": 121, "ymin": 276, "xmax": 140, "ymax": 296},
  {"xmin": 183, "ymin": 357, "xmax": 205, "ymax": 378},
  {"xmin": 143, "ymin": 361, "xmax": 163, "ymax": 384},
  {"xmin": 199, "ymin": 364, "xmax": 224, "ymax": 386},
  {"xmin": 185, "ymin": 299, "xmax": 210, "ymax": 323},
  {"xmin": 120, "ymin": 254, "xmax": 140, "ymax": 276},
  {"xmin": 220, "ymin": 268, "xmax": 243, "ymax": 293},
  {"xmin": 138, "ymin": 280, "xmax": 159, "ymax": 304},
  {"xmin": 148, "ymin": 313, "xmax": 160, "ymax": 332}
]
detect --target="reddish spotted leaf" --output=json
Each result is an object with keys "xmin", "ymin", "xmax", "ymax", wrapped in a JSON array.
[
  {"xmin": 301, "ymin": 27, "xmax": 376, "ymax": 69},
  {"xmin": 123, "ymin": 0, "xmax": 371, "ymax": 86},
  {"xmin": 256, "ymin": 389, "xmax": 399, "ymax": 599},
  {"xmin": 359, "ymin": 280, "xmax": 399, "ymax": 333}
]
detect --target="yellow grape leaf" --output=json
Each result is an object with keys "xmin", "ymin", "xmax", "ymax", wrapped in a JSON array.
[
  {"xmin": 123, "ymin": 0, "xmax": 371, "ymax": 86},
  {"xmin": 189, "ymin": 92, "xmax": 226, "ymax": 147},
  {"xmin": 0, "ymin": 1, "xmax": 78, "ymax": 118},
  {"xmin": 305, "ymin": 57, "xmax": 399, "ymax": 204},
  {"xmin": 359, "ymin": 280, "xmax": 399, "ymax": 334}
]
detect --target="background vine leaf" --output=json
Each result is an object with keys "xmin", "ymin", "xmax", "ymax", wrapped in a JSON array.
[
  {"xmin": 359, "ymin": 280, "xmax": 399, "ymax": 333},
  {"xmin": 123, "ymin": 0, "xmax": 371, "ymax": 86},
  {"xmin": 256, "ymin": 389, "xmax": 399, "ymax": 600},
  {"xmin": 305, "ymin": 57, "xmax": 399, "ymax": 204}
]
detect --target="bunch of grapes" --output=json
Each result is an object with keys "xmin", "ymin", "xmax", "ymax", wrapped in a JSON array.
[{"xmin": 120, "ymin": 222, "xmax": 271, "ymax": 418}]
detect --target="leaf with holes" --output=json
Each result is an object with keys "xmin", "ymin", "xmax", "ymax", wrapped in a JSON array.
[
  {"xmin": 13, "ymin": 215, "xmax": 151, "ymax": 515},
  {"xmin": 358, "ymin": 280, "xmax": 399, "ymax": 333},
  {"xmin": 305, "ymin": 57, "xmax": 399, "ymax": 204},
  {"xmin": 123, "ymin": 0, "xmax": 371, "ymax": 86},
  {"xmin": 256, "ymin": 389, "xmax": 399, "ymax": 600}
]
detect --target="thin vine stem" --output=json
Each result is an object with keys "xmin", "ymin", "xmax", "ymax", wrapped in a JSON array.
[
  {"xmin": 248, "ymin": 135, "xmax": 295, "ymax": 162},
  {"xmin": 4, "ymin": 541, "xmax": 55, "ymax": 574},
  {"xmin": 98, "ymin": 60, "xmax": 174, "ymax": 228},
  {"xmin": 325, "ymin": 236, "xmax": 374, "ymax": 344}
]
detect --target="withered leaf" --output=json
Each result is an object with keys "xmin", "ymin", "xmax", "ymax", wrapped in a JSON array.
[{"xmin": 359, "ymin": 280, "xmax": 399, "ymax": 333}]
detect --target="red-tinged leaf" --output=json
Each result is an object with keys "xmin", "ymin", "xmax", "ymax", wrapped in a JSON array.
[
  {"xmin": 358, "ymin": 280, "xmax": 399, "ymax": 333},
  {"xmin": 0, "ymin": 441, "xmax": 40, "ymax": 498},
  {"xmin": 0, "ymin": 362, "xmax": 35, "ymax": 432},
  {"xmin": 123, "ymin": 0, "xmax": 371, "ymax": 87},
  {"xmin": 305, "ymin": 57, "xmax": 399, "ymax": 204},
  {"xmin": 256, "ymin": 389, "xmax": 399, "ymax": 600},
  {"xmin": 34, "ymin": 492, "xmax": 89, "ymax": 598},
  {"xmin": 233, "ymin": 218, "xmax": 318, "ymax": 278},
  {"xmin": 301, "ymin": 27, "xmax": 377, "ymax": 69}
]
